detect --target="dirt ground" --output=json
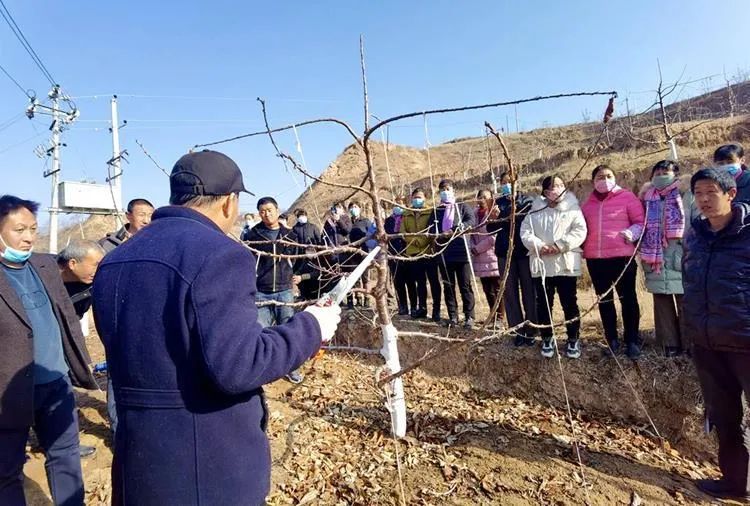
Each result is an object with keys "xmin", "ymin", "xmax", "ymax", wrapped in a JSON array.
[{"xmin": 21, "ymin": 304, "xmax": 728, "ymax": 506}]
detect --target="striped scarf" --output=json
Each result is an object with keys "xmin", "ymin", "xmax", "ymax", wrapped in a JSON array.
[{"xmin": 640, "ymin": 181, "xmax": 684, "ymax": 274}]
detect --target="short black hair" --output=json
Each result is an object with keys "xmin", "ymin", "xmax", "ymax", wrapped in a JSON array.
[
  {"xmin": 592, "ymin": 164, "xmax": 613, "ymax": 179},
  {"xmin": 498, "ymin": 171, "xmax": 509, "ymax": 181},
  {"xmin": 127, "ymin": 198, "xmax": 154, "ymax": 213},
  {"xmin": 294, "ymin": 208, "xmax": 306, "ymax": 217},
  {"xmin": 279, "ymin": 213, "xmax": 288, "ymax": 221},
  {"xmin": 691, "ymin": 168, "xmax": 737, "ymax": 193},
  {"xmin": 713, "ymin": 143, "xmax": 744, "ymax": 163},
  {"xmin": 0, "ymin": 195, "xmax": 40, "ymax": 224},
  {"xmin": 651, "ymin": 160, "xmax": 680, "ymax": 176},
  {"xmin": 438, "ymin": 179, "xmax": 453, "ymax": 190},
  {"xmin": 348, "ymin": 201, "xmax": 361, "ymax": 209},
  {"xmin": 257, "ymin": 197, "xmax": 278, "ymax": 210},
  {"xmin": 411, "ymin": 187, "xmax": 425, "ymax": 197},
  {"xmin": 541, "ymin": 174, "xmax": 563, "ymax": 192}
]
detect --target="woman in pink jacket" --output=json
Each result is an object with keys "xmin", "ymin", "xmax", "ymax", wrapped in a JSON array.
[
  {"xmin": 581, "ymin": 164, "xmax": 645, "ymax": 359},
  {"xmin": 470, "ymin": 189, "xmax": 504, "ymax": 327}
]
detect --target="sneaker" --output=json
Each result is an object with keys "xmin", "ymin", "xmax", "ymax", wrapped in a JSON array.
[
  {"xmin": 513, "ymin": 334, "xmax": 526, "ymax": 347},
  {"xmin": 415, "ymin": 308, "xmax": 428, "ymax": 319},
  {"xmin": 626, "ymin": 342, "xmax": 641, "ymax": 360},
  {"xmin": 285, "ymin": 370, "xmax": 304, "ymax": 384},
  {"xmin": 541, "ymin": 339, "xmax": 555, "ymax": 358},
  {"xmin": 463, "ymin": 317, "xmax": 475, "ymax": 329},
  {"xmin": 397, "ymin": 306, "xmax": 409, "ymax": 316},
  {"xmin": 696, "ymin": 478, "xmax": 750, "ymax": 501},
  {"xmin": 431, "ymin": 311, "xmax": 441, "ymax": 323},
  {"xmin": 603, "ymin": 338, "xmax": 620, "ymax": 356},
  {"xmin": 80, "ymin": 445, "xmax": 96, "ymax": 458},
  {"xmin": 443, "ymin": 317, "xmax": 459, "ymax": 327},
  {"xmin": 410, "ymin": 308, "xmax": 419, "ymax": 318},
  {"xmin": 524, "ymin": 337, "xmax": 537, "ymax": 346},
  {"xmin": 566, "ymin": 340, "xmax": 581, "ymax": 359}
]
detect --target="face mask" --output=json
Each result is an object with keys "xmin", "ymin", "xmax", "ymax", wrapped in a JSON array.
[
  {"xmin": 392, "ymin": 207, "xmax": 403, "ymax": 216},
  {"xmin": 0, "ymin": 234, "xmax": 32, "ymax": 264},
  {"xmin": 349, "ymin": 207, "xmax": 360, "ymax": 218},
  {"xmin": 412, "ymin": 198, "xmax": 425, "ymax": 209},
  {"xmin": 719, "ymin": 163, "xmax": 742, "ymax": 177},
  {"xmin": 297, "ymin": 216, "xmax": 308, "ymax": 224},
  {"xmin": 499, "ymin": 183, "xmax": 512, "ymax": 197},
  {"xmin": 245, "ymin": 219, "xmax": 254, "ymax": 227},
  {"xmin": 652, "ymin": 174, "xmax": 675, "ymax": 190},
  {"xmin": 439, "ymin": 190, "xmax": 454, "ymax": 203},
  {"xmin": 594, "ymin": 178, "xmax": 616, "ymax": 193}
]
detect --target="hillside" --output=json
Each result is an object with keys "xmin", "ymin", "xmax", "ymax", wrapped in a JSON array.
[{"xmin": 288, "ymin": 84, "xmax": 750, "ymax": 221}]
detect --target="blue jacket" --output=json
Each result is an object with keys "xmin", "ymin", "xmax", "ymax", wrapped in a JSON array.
[
  {"xmin": 434, "ymin": 203, "xmax": 476, "ymax": 263},
  {"xmin": 92, "ymin": 206, "xmax": 322, "ymax": 506},
  {"xmin": 683, "ymin": 202, "xmax": 750, "ymax": 352}
]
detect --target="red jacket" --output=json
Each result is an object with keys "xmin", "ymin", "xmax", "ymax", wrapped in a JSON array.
[{"xmin": 581, "ymin": 187, "xmax": 644, "ymax": 259}]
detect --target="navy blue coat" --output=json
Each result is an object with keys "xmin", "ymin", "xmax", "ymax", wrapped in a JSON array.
[
  {"xmin": 92, "ymin": 206, "xmax": 322, "ymax": 506},
  {"xmin": 683, "ymin": 202, "xmax": 750, "ymax": 352},
  {"xmin": 434, "ymin": 203, "xmax": 476, "ymax": 263},
  {"xmin": 487, "ymin": 193, "xmax": 534, "ymax": 259}
]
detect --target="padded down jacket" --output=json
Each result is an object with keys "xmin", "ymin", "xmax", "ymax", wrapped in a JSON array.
[{"xmin": 683, "ymin": 202, "xmax": 750, "ymax": 352}]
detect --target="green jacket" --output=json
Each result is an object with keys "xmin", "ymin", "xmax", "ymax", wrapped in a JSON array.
[
  {"xmin": 400, "ymin": 209, "xmax": 435, "ymax": 257},
  {"xmin": 643, "ymin": 238, "xmax": 683, "ymax": 294}
]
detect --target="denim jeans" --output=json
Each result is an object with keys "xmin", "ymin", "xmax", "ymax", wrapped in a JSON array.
[
  {"xmin": 0, "ymin": 375, "xmax": 84, "ymax": 506},
  {"xmin": 256, "ymin": 289, "xmax": 295, "ymax": 328},
  {"xmin": 107, "ymin": 377, "xmax": 118, "ymax": 434}
]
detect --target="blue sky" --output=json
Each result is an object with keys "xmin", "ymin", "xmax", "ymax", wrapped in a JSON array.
[{"xmin": 1, "ymin": 0, "xmax": 748, "ymax": 229}]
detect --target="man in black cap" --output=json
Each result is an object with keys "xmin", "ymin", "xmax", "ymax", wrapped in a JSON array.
[{"xmin": 93, "ymin": 150, "xmax": 342, "ymax": 506}]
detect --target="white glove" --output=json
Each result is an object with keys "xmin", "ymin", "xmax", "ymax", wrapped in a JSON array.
[{"xmin": 304, "ymin": 303, "xmax": 342, "ymax": 343}]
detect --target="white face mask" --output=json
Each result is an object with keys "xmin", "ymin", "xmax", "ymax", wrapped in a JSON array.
[{"xmin": 297, "ymin": 216, "xmax": 308, "ymax": 224}]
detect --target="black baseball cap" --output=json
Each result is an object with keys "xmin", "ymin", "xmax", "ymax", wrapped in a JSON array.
[{"xmin": 170, "ymin": 150, "xmax": 255, "ymax": 196}]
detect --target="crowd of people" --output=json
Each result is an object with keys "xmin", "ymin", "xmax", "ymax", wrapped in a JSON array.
[{"xmin": 1, "ymin": 142, "xmax": 749, "ymax": 503}]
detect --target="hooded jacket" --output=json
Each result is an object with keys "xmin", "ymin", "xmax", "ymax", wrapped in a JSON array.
[
  {"xmin": 520, "ymin": 192, "xmax": 587, "ymax": 278},
  {"xmin": 683, "ymin": 202, "xmax": 750, "ymax": 352}
]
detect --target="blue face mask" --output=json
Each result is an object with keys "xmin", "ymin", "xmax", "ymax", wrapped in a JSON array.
[
  {"xmin": 412, "ymin": 198, "xmax": 425, "ymax": 209},
  {"xmin": 392, "ymin": 207, "xmax": 403, "ymax": 216},
  {"xmin": 439, "ymin": 190, "xmax": 454, "ymax": 203},
  {"xmin": 719, "ymin": 163, "xmax": 742, "ymax": 177},
  {"xmin": 349, "ymin": 207, "xmax": 360, "ymax": 218},
  {"xmin": 499, "ymin": 183, "xmax": 512, "ymax": 197},
  {"xmin": 0, "ymin": 235, "xmax": 32, "ymax": 264}
]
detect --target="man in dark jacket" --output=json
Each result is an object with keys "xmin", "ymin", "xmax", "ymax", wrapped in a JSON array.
[
  {"xmin": 682, "ymin": 168, "xmax": 750, "ymax": 502},
  {"xmin": 487, "ymin": 172, "xmax": 538, "ymax": 345},
  {"xmin": 98, "ymin": 198, "xmax": 154, "ymax": 254},
  {"xmin": 321, "ymin": 202, "xmax": 352, "ymax": 293},
  {"xmin": 0, "ymin": 195, "xmax": 98, "ymax": 506},
  {"xmin": 246, "ymin": 197, "xmax": 306, "ymax": 383},
  {"xmin": 58, "ymin": 239, "xmax": 106, "ymax": 319},
  {"xmin": 92, "ymin": 150, "xmax": 341, "ymax": 506},
  {"xmin": 434, "ymin": 179, "xmax": 476, "ymax": 328},
  {"xmin": 292, "ymin": 208, "xmax": 322, "ymax": 246}
]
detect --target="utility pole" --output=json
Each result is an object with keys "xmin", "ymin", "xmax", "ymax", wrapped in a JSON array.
[
  {"xmin": 514, "ymin": 105, "xmax": 519, "ymax": 133},
  {"xmin": 49, "ymin": 86, "xmax": 61, "ymax": 254},
  {"xmin": 27, "ymin": 84, "xmax": 79, "ymax": 253},
  {"xmin": 109, "ymin": 95, "xmax": 123, "ymax": 211}
]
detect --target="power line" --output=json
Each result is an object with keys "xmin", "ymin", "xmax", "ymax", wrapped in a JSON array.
[
  {"xmin": 0, "ymin": 0, "xmax": 55, "ymax": 85},
  {"xmin": 0, "ymin": 62, "xmax": 33, "ymax": 97}
]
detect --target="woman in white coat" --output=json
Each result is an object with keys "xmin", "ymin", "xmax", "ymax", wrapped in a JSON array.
[{"xmin": 520, "ymin": 175, "xmax": 588, "ymax": 359}]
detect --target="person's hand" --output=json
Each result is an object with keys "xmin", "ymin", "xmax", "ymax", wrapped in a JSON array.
[
  {"xmin": 292, "ymin": 275, "xmax": 302, "ymax": 285},
  {"xmin": 470, "ymin": 246, "xmax": 479, "ymax": 256},
  {"xmin": 619, "ymin": 229, "xmax": 634, "ymax": 243},
  {"xmin": 488, "ymin": 205, "xmax": 500, "ymax": 219},
  {"xmin": 539, "ymin": 244, "xmax": 560, "ymax": 256},
  {"xmin": 304, "ymin": 304, "xmax": 342, "ymax": 343}
]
